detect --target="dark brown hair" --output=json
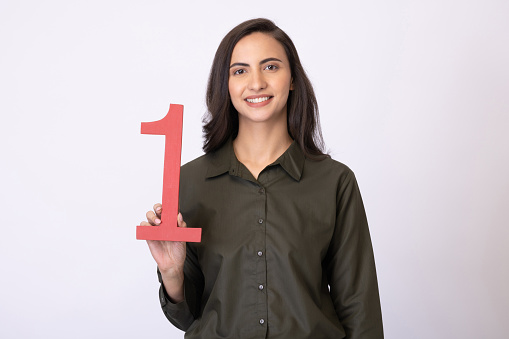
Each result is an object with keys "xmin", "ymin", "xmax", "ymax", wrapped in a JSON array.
[{"xmin": 203, "ymin": 18, "xmax": 328, "ymax": 160}]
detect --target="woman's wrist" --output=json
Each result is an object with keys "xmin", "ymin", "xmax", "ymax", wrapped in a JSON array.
[{"xmin": 160, "ymin": 268, "xmax": 185, "ymax": 303}]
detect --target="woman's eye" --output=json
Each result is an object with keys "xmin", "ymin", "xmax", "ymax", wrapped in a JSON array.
[
  {"xmin": 265, "ymin": 64, "xmax": 278, "ymax": 71},
  {"xmin": 233, "ymin": 69, "xmax": 245, "ymax": 75}
]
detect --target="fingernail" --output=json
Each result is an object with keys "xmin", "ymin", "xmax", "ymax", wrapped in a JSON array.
[
  {"xmin": 156, "ymin": 207, "xmax": 161, "ymax": 212},
  {"xmin": 178, "ymin": 213, "xmax": 183, "ymax": 222},
  {"xmin": 155, "ymin": 218, "xmax": 161, "ymax": 224}
]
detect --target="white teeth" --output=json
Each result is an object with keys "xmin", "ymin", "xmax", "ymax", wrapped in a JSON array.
[{"xmin": 246, "ymin": 96, "xmax": 270, "ymax": 103}]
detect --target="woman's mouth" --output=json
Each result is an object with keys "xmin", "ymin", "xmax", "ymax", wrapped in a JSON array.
[{"xmin": 246, "ymin": 96, "xmax": 272, "ymax": 103}]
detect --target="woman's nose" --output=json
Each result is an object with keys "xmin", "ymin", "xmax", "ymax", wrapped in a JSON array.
[{"xmin": 248, "ymin": 70, "xmax": 267, "ymax": 91}]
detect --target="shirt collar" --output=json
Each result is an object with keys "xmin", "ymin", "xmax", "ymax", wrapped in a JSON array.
[{"xmin": 205, "ymin": 138, "xmax": 305, "ymax": 182}]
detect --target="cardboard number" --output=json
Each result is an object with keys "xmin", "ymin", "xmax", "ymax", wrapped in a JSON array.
[{"xmin": 136, "ymin": 104, "xmax": 202, "ymax": 242}]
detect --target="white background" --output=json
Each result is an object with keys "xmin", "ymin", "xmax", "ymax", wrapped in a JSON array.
[{"xmin": 1, "ymin": 1, "xmax": 508, "ymax": 338}]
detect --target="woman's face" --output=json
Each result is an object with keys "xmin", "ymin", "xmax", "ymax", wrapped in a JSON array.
[{"xmin": 228, "ymin": 32, "xmax": 293, "ymax": 126}]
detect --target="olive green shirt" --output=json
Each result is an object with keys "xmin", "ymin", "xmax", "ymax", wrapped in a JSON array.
[{"xmin": 157, "ymin": 139, "xmax": 383, "ymax": 338}]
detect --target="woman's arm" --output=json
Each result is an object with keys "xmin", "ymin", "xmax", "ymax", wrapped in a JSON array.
[
  {"xmin": 324, "ymin": 170, "xmax": 384, "ymax": 339},
  {"xmin": 142, "ymin": 204, "xmax": 200, "ymax": 330},
  {"xmin": 142, "ymin": 204, "xmax": 186, "ymax": 302}
]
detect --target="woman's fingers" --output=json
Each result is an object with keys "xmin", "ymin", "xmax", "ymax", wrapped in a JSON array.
[
  {"xmin": 154, "ymin": 203, "xmax": 162, "ymax": 218},
  {"xmin": 145, "ymin": 205, "xmax": 182, "ymax": 228},
  {"xmin": 177, "ymin": 213, "xmax": 187, "ymax": 228},
  {"xmin": 146, "ymin": 210, "xmax": 160, "ymax": 225}
]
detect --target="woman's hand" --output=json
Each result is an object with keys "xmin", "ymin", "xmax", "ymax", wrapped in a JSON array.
[{"xmin": 141, "ymin": 203, "xmax": 187, "ymax": 302}]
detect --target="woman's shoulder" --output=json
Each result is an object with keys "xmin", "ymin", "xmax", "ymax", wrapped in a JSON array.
[
  {"xmin": 181, "ymin": 153, "xmax": 211, "ymax": 176},
  {"xmin": 180, "ymin": 149, "xmax": 227, "ymax": 179},
  {"xmin": 182, "ymin": 153, "xmax": 209, "ymax": 168},
  {"xmin": 304, "ymin": 155, "xmax": 355, "ymax": 182}
]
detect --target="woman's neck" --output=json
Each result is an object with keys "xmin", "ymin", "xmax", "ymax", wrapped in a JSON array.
[{"xmin": 233, "ymin": 119, "xmax": 293, "ymax": 180}]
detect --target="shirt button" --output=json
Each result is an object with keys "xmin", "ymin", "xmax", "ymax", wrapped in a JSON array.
[
  {"xmin": 258, "ymin": 188, "xmax": 265, "ymax": 194},
  {"xmin": 257, "ymin": 251, "xmax": 263, "ymax": 257},
  {"xmin": 259, "ymin": 319, "xmax": 265, "ymax": 325},
  {"xmin": 258, "ymin": 284, "xmax": 264, "ymax": 290},
  {"xmin": 258, "ymin": 218, "xmax": 264, "ymax": 224}
]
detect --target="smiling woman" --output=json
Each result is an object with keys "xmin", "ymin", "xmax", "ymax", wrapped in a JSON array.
[
  {"xmin": 202, "ymin": 19, "xmax": 326, "ymax": 161},
  {"xmin": 228, "ymin": 32, "xmax": 293, "ymax": 127},
  {"xmin": 141, "ymin": 18, "xmax": 384, "ymax": 339},
  {"xmin": 227, "ymin": 32, "xmax": 295, "ymax": 177}
]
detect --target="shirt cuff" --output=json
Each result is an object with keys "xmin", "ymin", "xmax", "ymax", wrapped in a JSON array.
[
  {"xmin": 159, "ymin": 282, "xmax": 195, "ymax": 331},
  {"xmin": 159, "ymin": 282, "xmax": 188, "ymax": 311}
]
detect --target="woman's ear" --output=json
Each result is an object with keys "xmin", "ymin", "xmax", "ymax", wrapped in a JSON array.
[{"xmin": 290, "ymin": 78, "xmax": 294, "ymax": 90}]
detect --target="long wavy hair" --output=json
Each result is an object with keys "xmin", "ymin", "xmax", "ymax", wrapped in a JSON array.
[{"xmin": 202, "ymin": 18, "xmax": 328, "ymax": 160}]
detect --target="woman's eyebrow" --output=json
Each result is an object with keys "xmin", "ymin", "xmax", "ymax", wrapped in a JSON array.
[
  {"xmin": 260, "ymin": 57, "xmax": 282, "ymax": 64},
  {"xmin": 230, "ymin": 62, "xmax": 249, "ymax": 68},
  {"xmin": 229, "ymin": 57, "xmax": 283, "ymax": 69}
]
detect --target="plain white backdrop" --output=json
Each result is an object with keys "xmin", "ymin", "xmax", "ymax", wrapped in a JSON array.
[{"xmin": 1, "ymin": 0, "xmax": 508, "ymax": 338}]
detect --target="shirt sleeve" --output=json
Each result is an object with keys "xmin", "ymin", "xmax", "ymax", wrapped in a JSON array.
[
  {"xmin": 157, "ymin": 243, "xmax": 204, "ymax": 331},
  {"xmin": 324, "ymin": 169, "xmax": 384, "ymax": 339}
]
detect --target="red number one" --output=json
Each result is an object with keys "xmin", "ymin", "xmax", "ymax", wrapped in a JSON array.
[{"xmin": 136, "ymin": 104, "xmax": 202, "ymax": 242}]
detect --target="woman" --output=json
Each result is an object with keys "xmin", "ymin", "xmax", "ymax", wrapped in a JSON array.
[{"xmin": 141, "ymin": 18, "xmax": 383, "ymax": 338}]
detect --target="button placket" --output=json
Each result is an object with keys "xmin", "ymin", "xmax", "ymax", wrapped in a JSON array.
[{"xmin": 253, "ymin": 183, "xmax": 267, "ymax": 335}]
